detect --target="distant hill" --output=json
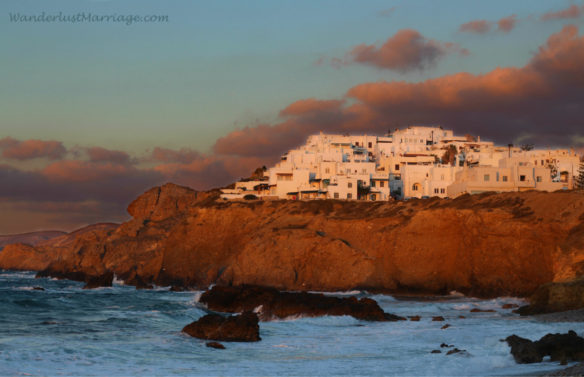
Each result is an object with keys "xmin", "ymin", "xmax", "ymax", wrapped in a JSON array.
[{"xmin": 0, "ymin": 231, "xmax": 67, "ymax": 251}]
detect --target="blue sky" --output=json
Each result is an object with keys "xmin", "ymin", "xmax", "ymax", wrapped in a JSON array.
[{"xmin": 1, "ymin": 0, "xmax": 579, "ymax": 153}]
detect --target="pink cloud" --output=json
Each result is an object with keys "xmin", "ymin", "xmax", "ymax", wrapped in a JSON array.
[
  {"xmin": 87, "ymin": 147, "xmax": 130, "ymax": 164},
  {"xmin": 0, "ymin": 138, "xmax": 66, "ymax": 160},
  {"xmin": 497, "ymin": 15, "xmax": 518, "ymax": 32},
  {"xmin": 459, "ymin": 20, "xmax": 492, "ymax": 34},
  {"xmin": 345, "ymin": 29, "xmax": 468, "ymax": 72},
  {"xmin": 151, "ymin": 147, "xmax": 203, "ymax": 163},
  {"xmin": 541, "ymin": 4, "xmax": 583, "ymax": 21}
]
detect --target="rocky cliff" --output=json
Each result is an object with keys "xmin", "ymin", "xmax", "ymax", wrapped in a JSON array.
[{"xmin": 1, "ymin": 183, "xmax": 583, "ymax": 298}]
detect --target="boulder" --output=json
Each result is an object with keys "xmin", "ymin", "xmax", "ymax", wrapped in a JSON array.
[
  {"xmin": 199, "ymin": 285, "xmax": 405, "ymax": 322},
  {"xmin": 432, "ymin": 316, "xmax": 445, "ymax": 321},
  {"xmin": 182, "ymin": 312, "xmax": 260, "ymax": 342},
  {"xmin": 83, "ymin": 271, "xmax": 114, "ymax": 289},
  {"xmin": 505, "ymin": 331, "xmax": 584, "ymax": 364},
  {"xmin": 206, "ymin": 342, "xmax": 226, "ymax": 349}
]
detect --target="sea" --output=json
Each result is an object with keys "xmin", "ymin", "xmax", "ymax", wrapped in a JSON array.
[{"xmin": 0, "ymin": 270, "xmax": 580, "ymax": 377}]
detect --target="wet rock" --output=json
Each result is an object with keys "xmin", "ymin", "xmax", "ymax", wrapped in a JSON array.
[
  {"xmin": 432, "ymin": 316, "xmax": 444, "ymax": 321},
  {"xmin": 32, "ymin": 287, "xmax": 45, "ymax": 291},
  {"xmin": 505, "ymin": 331, "xmax": 584, "ymax": 364},
  {"xmin": 505, "ymin": 335, "xmax": 544, "ymax": 363},
  {"xmin": 408, "ymin": 316, "xmax": 421, "ymax": 321},
  {"xmin": 431, "ymin": 350, "xmax": 441, "ymax": 354},
  {"xmin": 170, "ymin": 285, "xmax": 186, "ymax": 292},
  {"xmin": 440, "ymin": 343, "xmax": 453, "ymax": 348},
  {"xmin": 441, "ymin": 324, "xmax": 451, "ymax": 330},
  {"xmin": 517, "ymin": 278, "xmax": 584, "ymax": 315},
  {"xmin": 199, "ymin": 285, "xmax": 405, "ymax": 322},
  {"xmin": 458, "ymin": 315, "xmax": 466, "ymax": 319},
  {"xmin": 502, "ymin": 303, "xmax": 519, "ymax": 309},
  {"xmin": 446, "ymin": 348, "xmax": 467, "ymax": 355},
  {"xmin": 206, "ymin": 342, "xmax": 225, "ymax": 349},
  {"xmin": 470, "ymin": 308, "xmax": 495, "ymax": 313},
  {"xmin": 182, "ymin": 312, "xmax": 261, "ymax": 342},
  {"xmin": 83, "ymin": 272, "xmax": 114, "ymax": 289}
]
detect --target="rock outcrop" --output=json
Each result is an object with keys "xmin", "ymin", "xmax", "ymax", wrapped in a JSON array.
[
  {"xmin": 516, "ymin": 278, "xmax": 584, "ymax": 315},
  {"xmin": 506, "ymin": 331, "xmax": 584, "ymax": 364},
  {"xmin": 182, "ymin": 312, "xmax": 261, "ymax": 342},
  {"xmin": 198, "ymin": 285, "xmax": 405, "ymax": 321},
  {"xmin": 1, "ymin": 184, "xmax": 584, "ymax": 299}
]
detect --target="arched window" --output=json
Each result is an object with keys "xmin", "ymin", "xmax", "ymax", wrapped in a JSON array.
[{"xmin": 412, "ymin": 183, "xmax": 420, "ymax": 191}]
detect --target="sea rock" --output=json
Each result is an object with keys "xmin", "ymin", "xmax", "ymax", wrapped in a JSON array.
[
  {"xmin": 408, "ymin": 316, "xmax": 421, "ymax": 321},
  {"xmin": 199, "ymin": 285, "xmax": 405, "ymax": 322},
  {"xmin": 431, "ymin": 350, "xmax": 441, "ymax": 354},
  {"xmin": 517, "ymin": 278, "xmax": 584, "ymax": 315},
  {"xmin": 182, "ymin": 312, "xmax": 260, "ymax": 342},
  {"xmin": 83, "ymin": 271, "xmax": 114, "ymax": 289},
  {"xmin": 505, "ymin": 331, "xmax": 584, "ymax": 364},
  {"xmin": 432, "ymin": 316, "xmax": 445, "ymax": 321},
  {"xmin": 441, "ymin": 324, "xmax": 451, "ymax": 330},
  {"xmin": 470, "ymin": 308, "xmax": 496, "ymax": 313},
  {"xmin": 206, "ymin": 342, "xmax": 225, "ymax": 349},
  {"xmin": 446, "ymin": 348, "xmax": 467, "ymax": 356},
  {"xmin": 32, "ymin": 287, "xmax": 45, "ymax": 291},
  {"xmin": 502, "ymin": 303, "xmax": 519, "ymax": 309}
]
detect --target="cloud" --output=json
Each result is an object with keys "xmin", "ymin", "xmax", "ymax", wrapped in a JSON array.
[
  {"xmin": 459, "ymin": 20, "xmax": 492, "ymax": 34},
  {"xmin": 0, "ymin": 137, "xmax": 66, "ymax": 160},
  {"xmin": 150, "ymin": 147, "xmax": 202, "ymax": 163},
  {"xmin": 378, "ymin": 7, "xmax": 396, "ymax": 17},
  {"xmin": 541, "ymin": 4, "xmax": 583, "ymax": 21},
  {"xmin": 214, "ymin": 25, "xmax": 584, "ymax": 161},
  {"xmin": 343, "ymin": 29, "xmax": 468, "ymax": 72},
  {"xmin": 86, "ymin": 147, "xmax": 130, "ymax": 164},
  {"xmin": 460, "ymin": 15, "xmax": 519, "ymax": 34},
  {"xmin": 497, "ymin": 15, "xmax": 517, "ymax": 32}
]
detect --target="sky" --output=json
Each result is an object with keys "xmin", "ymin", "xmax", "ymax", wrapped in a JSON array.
[{"xmin": 1, "ymin": 0, "xmax": 583, "ymax": 234}]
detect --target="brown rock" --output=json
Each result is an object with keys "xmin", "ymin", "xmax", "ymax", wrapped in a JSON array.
[
  {"xmin": 441, "ymin": 324, "xmax": 451, "ymax": 329},
  {"xmin": 431, "ymin": 350, "xmax": 441, "ymax": 354},
  {"xmin": 83, "ymin": 271, "xmax": 114, "ymax": 289},
  {"xmin": 517, "ymin": 278, "xmax": 584, "ymax": 315},
  {"xmin": 506, "ymin": 331, "xmax": 584, "ymax": 364},
  {"xmin": 199, "ymin": 285, "xmax": 405, "ymax": 322},
  {"xmin": 502, "ymin": 303, "xmax": 519, "ymax": 309},
  {"xmin": 182, "ymin": 312, "xmax": 260, "ymax": 342},
  {"xmin": 1, "ymin": 188, "xmax": 583, "ymax": 298},
  {"xmin": 206, "ymin": 342, "xmax": 225, "ymax": 349},
  {"xmin": 432, "ymin": 316, "xmax": 445, "ymax": 321},
  {"xmin": 408, "ymin": 316, "xmax": 421, "ymax": 321},
  {"xmin": 470, "ymin": 308, "xmax": 496, "ymax": 313}
]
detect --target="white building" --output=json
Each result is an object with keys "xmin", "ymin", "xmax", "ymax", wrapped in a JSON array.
[{"xmin": 220, "ymin": 126, "xmax": 582, "ymax": 201}]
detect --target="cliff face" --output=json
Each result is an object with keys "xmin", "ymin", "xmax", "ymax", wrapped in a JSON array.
[{"xmin": 1, "ymin": 182, "xmax": 583, "ymax": 298}]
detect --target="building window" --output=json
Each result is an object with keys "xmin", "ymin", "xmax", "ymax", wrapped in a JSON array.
[
  {"xmin": 536, "ymin": 176, "xmax": 542, "ymax": 182},
  {"xmin": 484, "ymin": 174, "xmax": 490, "ymax": 182},
  {"xmin": 395, "ymin": 164, "xmax": 400, "ymax": 171},
  {"xmin": 334, "ymin": 193, "xmax": 339, "ymax": 199},
  {"xmin": 520, "ymin": 175, "xmax": 526, "ymax": 182},
  {"xmin": 371, "ymin": 181, "xmax": 376, "ymax": 187},
  {"xmin": 380, "ymin": 181, "xmax": 384, "ymax": 188},
  {"xmin": 412, "ymin": 183, "xmax": 420, "ymax": 191},
  {"xmin": 325, "ymin": 167, "xmax": 330, "ymax": 174},
  {"xmin": 440, "ymin": 188, "xmax": 445, "ymax": 194},
  {"xmin": 370, "ymin": 194, "xmax": 376, "ymax": 201},
  {"xmin": 347, "ymin": 193, "xmax": 352, "ymax": 199},
  {"xmin": 434, "ymin": 188, "xmax": 439, "ymax": 194},
  {"xmin": 502, "ymin": 175, "xmax": 508, "ymax": 182},
  {"xmin": 441, "ymin": 174, "xmax": 445, "ymax": 181},
  {"xmin": 362, "ymin": 169, "xmax": 367, "ymax": 174},
  {"xmin": 348, "ymin": 182, "xmax": 352, "ymax": 188},
  {"xmin": 368, "ymin": 142, "xmax": 372, "ymax": 148}
]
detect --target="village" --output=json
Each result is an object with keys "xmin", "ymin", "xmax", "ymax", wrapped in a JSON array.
[{"xmin": 220, "ymin": 126, "xmax": 582, "ymax": 201}]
